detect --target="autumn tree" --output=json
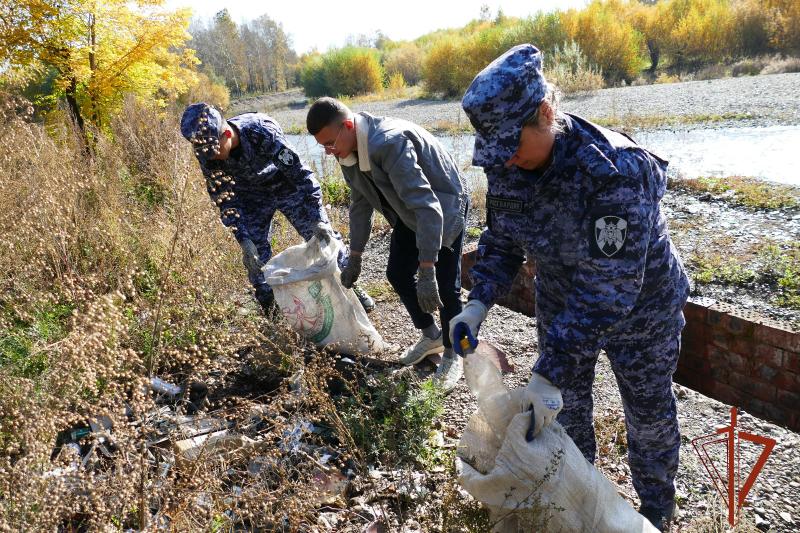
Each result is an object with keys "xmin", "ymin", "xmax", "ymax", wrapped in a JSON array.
[{"xmin": 1, "ymin": 0, "xmax": 198, "ymax": 134}]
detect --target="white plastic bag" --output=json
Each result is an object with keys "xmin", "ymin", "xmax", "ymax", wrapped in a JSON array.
[
  {"xmin": 264, "ymin": 237, "xmax": 387, "ymax": 355},
  {"xmin": 457, "ymin": 351, "xmax": 658, "ymax": 533}
]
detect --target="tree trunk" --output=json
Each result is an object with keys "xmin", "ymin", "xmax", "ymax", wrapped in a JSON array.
[{"xmin": 648, "ymin": 40, "xmax": 660, "ymax": 73}]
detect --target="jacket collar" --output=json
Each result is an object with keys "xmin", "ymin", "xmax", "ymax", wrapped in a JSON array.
[{"xmin": 354, "ymin": 112, "xmax": 371, "ymax": 172}]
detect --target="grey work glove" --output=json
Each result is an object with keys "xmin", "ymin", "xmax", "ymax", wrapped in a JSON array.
[
  {"xmin": 520, "ymin": 372, "xmax": 564, "ymax": 439},
  {"xmin": 416, "ymin": 266, "xmax": 443, "ymax": 314},
  {"xmin": 240, "ymin": 238, "xmax": 264, "ymax": 278},
  {"xmin": 340, "ymin": 255, "xmax": 362, "ymax": 288},
  {"xmin": 312, "ymin": 222, "xmax": 334, "ymax": 245}
]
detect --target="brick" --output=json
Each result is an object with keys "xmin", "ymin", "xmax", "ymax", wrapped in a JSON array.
[
  {"xmin": 726, "ymin": 371, "xmax": 777, "ymax": 402},
  {"xmin": 741, "ymin": 398, "xmax": 788, "ymax": 426},
  {"xmin": 684, "ymin": 300, "xmax": 710, "ymax": 323},
  {"xmin": 755, "ymin": 364, "xmax": 780, "ymax": 384},
  {"xmin": 790, "ymin": 412, "xmax": 800, "ymax": 432},
  {"xmin": 711, "ymin": 330, "xmax": 734, "ymax": 350},
  {"xmin": 680, "ymin": 334, "xmax": 709, "ymax": 359},
  {"xmin": 731, "ymin": 337, "xmax": 756, "ymax": 359},
  {"xmin": 708, "ymin": 345, "xmax": 748, "ymax": 371},
  {"xmin": 772, "ymin": 370, "xmax": 800, "ymax": 391},
  {"xmin": 785, "ymin": 351, "xmax": 800, "ymax": 373},
  {"xmin": 707, "ymin": 305, "xmax": 731, "ymax": 329},
  {"xmin": 754, "ymin": 323, "xmax": 800, "ymax": 352},
  {"xmin": 710, "ymin": 365, "xmax": 730, "ymax": 382},
  {"xmin": 753, "ymin": 344, "xmax": 786, "ymax": 368},
  {"xmin": 777, "ymin": 389, "xmax": 800, "ymax": 411},
  {"xmin": 726, "ymin": 315, "xmax": 754, "ymax": 337},
  {"xmin": 711, "ymin": 382, "xmax": 743, "ymax": 406}
]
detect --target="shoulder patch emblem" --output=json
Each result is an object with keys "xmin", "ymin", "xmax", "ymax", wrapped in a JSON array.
[
  {"xmin": 277, "ymin": 147, "xmax": 294, "ymax": 166},
  {"xmin": 592, "ymin": 215, "xmax": 627, "ymax": 258}
]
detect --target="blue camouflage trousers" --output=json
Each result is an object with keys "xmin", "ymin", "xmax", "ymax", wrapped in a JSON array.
[
  {"xmin": 242, "ymin": 201, "xmax": 346, "ymax": 301},
  {"xmin": 536, "ymin": 316, "xmax": 682, "ymax": 511}
]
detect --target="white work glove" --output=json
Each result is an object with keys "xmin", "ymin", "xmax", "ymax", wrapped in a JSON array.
[
  {"xmin": 448, "ymin": 299, "xmax": 488, "ymax": 355},
  {"xmin": 521, "ymin": 372, "xmax": 563, "ymax": 439},
  {"xmin": 312, "ymin": 222, "xmax": 334, "ymax": 245}
]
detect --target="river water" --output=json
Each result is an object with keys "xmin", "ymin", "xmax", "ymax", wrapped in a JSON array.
[{"xmin": 290, "ymin": 124, "xmax": 800, "ymax": 187}]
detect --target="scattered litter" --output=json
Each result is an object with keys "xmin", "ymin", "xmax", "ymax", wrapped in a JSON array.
[
  {"xmin": 310, "ymin": 468, "xmax": 348, "ymax": 505},
  {"xmin": 174, "ymin": 430, "xmax": 256, "ymax": 461}
]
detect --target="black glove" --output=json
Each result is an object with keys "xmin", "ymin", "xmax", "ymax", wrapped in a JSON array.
[
  {"xmin": 340, "ymin": 255, "xmax": 362, "ymax": 288},
  {"xmin": 240, "ymin": 238, "xmax": 263, "ymax": 279},
  {"xmin": 254, "ymin": 286, "xmax": 277, "ymax": 316}
]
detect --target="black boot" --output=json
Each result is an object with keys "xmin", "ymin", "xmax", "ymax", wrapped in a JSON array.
[
  {"xmin": 352, "ymin": 284, "xmax": 375, "ymax": 313},
  {"xmin": 254, "ymin": 288, "xmax": 278, "ymax": 318},
  {"xmin": 639, "ymin": 501, "xmax": 675, "ymax": 532}
]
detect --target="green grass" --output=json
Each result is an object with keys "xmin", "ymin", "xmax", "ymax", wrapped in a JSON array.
[
  {"xmin": 319, "ymin": 176, "xmax": 350, "ymax": 207},
  {"xmin": 466, "ymin": 227, "xmax": 483, "ymax": 239},
  {"xmin": 0, "ymin": 303, "xmax": 74, "ymax": 378},
  {"xmin": 693, "ymin": 253, "xmax": 756, "ymax": 286},
  {"xmin": 759, "ymin": 242, "xmax": 800, "ymax": 309},
  {"xmin": 672, "ymin": 176, "xmax": 799, "ymax": 210},
  {"xmin": 592, "ymin": 111, "xmax": 755, "ymax": 131}
]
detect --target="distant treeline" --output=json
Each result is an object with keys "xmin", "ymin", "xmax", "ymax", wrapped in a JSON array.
[
  {"xmin": 189, "ymin": 9, "xmax": 297, "ymax": 97},
  {"xmin": 300, "ymin": 0, "xmax": 800, "ymax": 97}
]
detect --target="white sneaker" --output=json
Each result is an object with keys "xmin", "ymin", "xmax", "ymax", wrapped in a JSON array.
[
  {"xmin": 433, "ymin": 353, "xmax": 463, "ymax": 393},
  {"xmin": 398, "ymin": 333, "xmax": 444, "ymax": 366}
]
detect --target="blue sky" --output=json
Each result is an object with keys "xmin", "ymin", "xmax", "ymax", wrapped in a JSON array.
[{"xmin": 166, "ymin": 0, "xmax": 588, "ymax": 54}]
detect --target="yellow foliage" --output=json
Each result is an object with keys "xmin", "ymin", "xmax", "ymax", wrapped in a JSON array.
[
  {"xmin": 178, "ymin": 72, "xmax": 230, "ymax": 111},
  {"xmin": 423, "ymin": 39, "xmax": 476, "ymax": 97},
  {"xmin": 562, "ymin": 0, "xmax": 645, "ymax": 81},
  {"xmin": 765, "ymin": 0, "xmax": 800, "ymax": 53},
  {"xmin": 669, "ymin": 0, "xmax": 737, "ymax": 65},
  {"xmin": 3, "ymin": 1, "xmax": 198, "ymax": 129},
  {"xmin": 387, "ymin": 72, "xmax": 406, "ymax": 91}
]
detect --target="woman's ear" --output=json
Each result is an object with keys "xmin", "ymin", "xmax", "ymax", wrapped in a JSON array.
[
  {"xmin": 540, "ymin": 101, "xmax": 555, "ymax": 128},
  {"xmin": 344, "ymin": 118, "xmax": 355, "ymax": 130}
]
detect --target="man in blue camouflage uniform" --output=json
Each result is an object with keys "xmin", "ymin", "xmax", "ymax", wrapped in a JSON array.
[
  {"xmin": 180, "ymin": 103, "xmax": 375, "ymax": 315},
  {"xmin": 451, "ymin": 45, "xmax": 689, "ymax": 531}
]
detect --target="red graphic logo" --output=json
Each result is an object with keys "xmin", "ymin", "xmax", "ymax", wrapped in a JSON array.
[{"xmin": 692, "ymin": 407, "xmax": 776, "ymax": 526}]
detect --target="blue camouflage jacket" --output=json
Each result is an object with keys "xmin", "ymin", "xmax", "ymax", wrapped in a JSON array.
[
  {"xmin": 469, "ymin": 113, "xmax": 690, "ymax": 387},
  {"xmin": 199, "ymin": 113, "xmax": 325, "ymax": 244}
]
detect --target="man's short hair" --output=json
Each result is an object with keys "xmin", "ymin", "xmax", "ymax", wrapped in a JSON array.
[{"xmin": 306, "ymin": 97, "xmax": 350, "ymax": 135}]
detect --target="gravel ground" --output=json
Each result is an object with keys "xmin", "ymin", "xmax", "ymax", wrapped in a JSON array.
[{"xmin": 251, "ymin": 73, "xmax": 800, "ymax": 132}]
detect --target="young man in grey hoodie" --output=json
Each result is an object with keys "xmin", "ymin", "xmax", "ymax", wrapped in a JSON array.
[{"xmin": 307, "ymin": 97, "xmax": 470, "ymax": 391}]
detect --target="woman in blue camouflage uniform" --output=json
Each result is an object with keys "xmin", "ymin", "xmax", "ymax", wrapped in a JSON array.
[
  {"xmin": 180, "ymin": 103, "xmax": 374, "ymax": 315},
  {"xmin": 451, "ymin": 45, "xmax": 689, "ymax": 531}
]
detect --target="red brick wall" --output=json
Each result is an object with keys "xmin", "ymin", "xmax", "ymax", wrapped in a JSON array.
[{"xmin": 461, "ymin": 248, "xmax": 800, "ymax": 431}]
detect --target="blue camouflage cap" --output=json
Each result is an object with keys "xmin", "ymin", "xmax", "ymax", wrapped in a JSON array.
[
  {"xmin": 461, "ymin": 44, "xmax": 547, "ymax": 168},
  {"xmin": 180, "ymin": 102, "xmax": 225, "ymax": 160}
]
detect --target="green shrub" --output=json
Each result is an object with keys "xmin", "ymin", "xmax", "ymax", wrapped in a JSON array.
[
  {"xmin": 323, "ymin": 47, "xmax": 384, "ymax": 96},
  {"xmin": 300, "ymin": 54, "xmax": 328, "ymax": 98},
  {"xmin": 339, "ymin": 372, "xmax": 444, "ymax": 466},
  {"xmin": 547, "ymin": 41, "xmax": 605, "ymax": 94}
]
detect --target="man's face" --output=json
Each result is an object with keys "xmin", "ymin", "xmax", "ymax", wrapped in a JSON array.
[
  {"xmin": 314, "ymin": 118, "xmax": 356, "ymax": 159},
  {"xmin": 505, "ymin": 124, "xmax": 555, "ymax": 171}
]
